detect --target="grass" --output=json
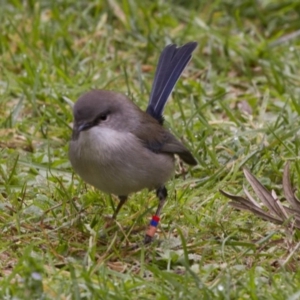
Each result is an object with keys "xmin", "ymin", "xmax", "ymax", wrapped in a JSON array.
[{"xmin": 1, "ymin": 0, "xmax": 300, "ymax": 298}]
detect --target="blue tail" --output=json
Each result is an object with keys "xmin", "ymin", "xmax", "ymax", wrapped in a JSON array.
[{"xmin": 146, "ymin": 42, "xmax": 197, "ymax": 124}]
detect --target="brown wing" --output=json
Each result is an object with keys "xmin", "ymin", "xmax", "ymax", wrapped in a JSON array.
[{"xmin": 132, "ymin": 115, "xmax": 197, "ymax": 166}]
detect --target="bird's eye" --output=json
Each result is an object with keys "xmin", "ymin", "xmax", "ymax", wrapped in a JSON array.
[
  {"xmin": 96, "ymin": 111, "xmax": 110, "ymax": 123},
  {"xmin": 99, "ymin": 114, "xmax": 107, "ymax": 121}
]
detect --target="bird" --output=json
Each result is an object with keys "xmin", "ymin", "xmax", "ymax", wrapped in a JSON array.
[{"xmin": 69, "ymin": 42, "xmax": 198, "ymax": 243}]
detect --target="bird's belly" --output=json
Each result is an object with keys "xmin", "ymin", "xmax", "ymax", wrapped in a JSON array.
[
  {"xmin": 77, "ymin": 155, "xmax": 174, "ymax": 195},
  {"xmin": 69, "ymin": 128, "xmax": 175, "ymax": 196}
]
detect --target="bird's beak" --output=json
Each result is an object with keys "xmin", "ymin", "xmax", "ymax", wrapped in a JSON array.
[{"xmin": 77, "ymin": 122, "xmax": 93, "ymax": 132}]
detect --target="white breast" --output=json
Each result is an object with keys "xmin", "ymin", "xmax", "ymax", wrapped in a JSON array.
[{"xmin": 69, "ymin": 126, "xmax": 175, "ymax": 196}]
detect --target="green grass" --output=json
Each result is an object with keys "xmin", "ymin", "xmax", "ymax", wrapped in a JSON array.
[{"xmin": 1, "ymin": 0, "xmax": 300, "ymax": 299}]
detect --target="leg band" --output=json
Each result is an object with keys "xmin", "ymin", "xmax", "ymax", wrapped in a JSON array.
[{"xmin": 146, "ymin": 215, "xmax": 160, "ymax": 238}]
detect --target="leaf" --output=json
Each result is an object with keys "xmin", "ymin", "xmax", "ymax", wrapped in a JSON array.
[
  {"xmin": 243, "ymin": 168, "xmax": 287, "ymax": 220},
  {"xmin": 220, "ymin": 163, "xmax": 300, "ymax": 230},
  {"xmin": 283, "ymin": 163, "xmax": 300, "ymax": 213}
]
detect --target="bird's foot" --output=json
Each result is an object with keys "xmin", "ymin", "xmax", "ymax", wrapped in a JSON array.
[
  {"xmin": 102, "ymin": 215, "xmax": 116, "ymax": 228},
  {"xmin": 144, "ymin": 234, "xmax": 153, "ymax": 244}
]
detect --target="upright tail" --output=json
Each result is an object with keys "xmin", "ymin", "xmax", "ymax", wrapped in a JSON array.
[{"xmin": 146, "ymin": 42, "xmax": 198, "ymax": 124}]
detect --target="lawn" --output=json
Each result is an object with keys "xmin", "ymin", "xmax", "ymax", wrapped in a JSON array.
[{"xmin": 1, "ymin": 0, "xmax": 300, "ymax": 299}]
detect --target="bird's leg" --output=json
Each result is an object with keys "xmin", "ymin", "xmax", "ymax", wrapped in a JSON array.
[
  {"xmin": 113, "ymin": 195, "xmax": 128, "ymax": 219},
  {"xmin": 144, "ymin": 186, "xmax": 167, "ymax": 244},
  {"xmin": 105, "ymin": 196, "xmax": 127, "ymax": 229},
  {"xmin": 105, "ymin": 196, "xmax": 127, "ymax": 232},
  {"xmin": 154, "ymin": 186, "xmax": 168, "ymax": 216}
]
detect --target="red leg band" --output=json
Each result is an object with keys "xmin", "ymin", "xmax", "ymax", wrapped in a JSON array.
[{"xmin": 146, "ymin": 215, "xmax": 160, "ymax": 238}]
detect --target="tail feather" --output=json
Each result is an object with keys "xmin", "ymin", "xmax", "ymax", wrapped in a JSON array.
[{"xmin": 146, "ymin": 42, "xmax": 197, "ymax": 124}]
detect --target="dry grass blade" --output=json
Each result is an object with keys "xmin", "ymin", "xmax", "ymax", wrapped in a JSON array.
[
  {"xmin": 243, "ymin": 168, "xmax": 287, "ymax": 220},
  {"xmin": 219, "ymin": 190, "xmax": 283, "ymax": 224},
  {"xmin": 283, "ymin": 163, "xmax": 300, "ymax": 213},
  {"xmin": 221, "ymin": 163, "xmax": 300, "ymax": 230},
  {"xmin": 243, "ymin": 185, "xmax": 261, "ymax": 208}
]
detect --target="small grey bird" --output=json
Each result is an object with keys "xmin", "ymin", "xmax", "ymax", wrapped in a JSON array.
[{"xmin": 69, "ymin": 42, "xmax": 197, "ymax": 243}]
